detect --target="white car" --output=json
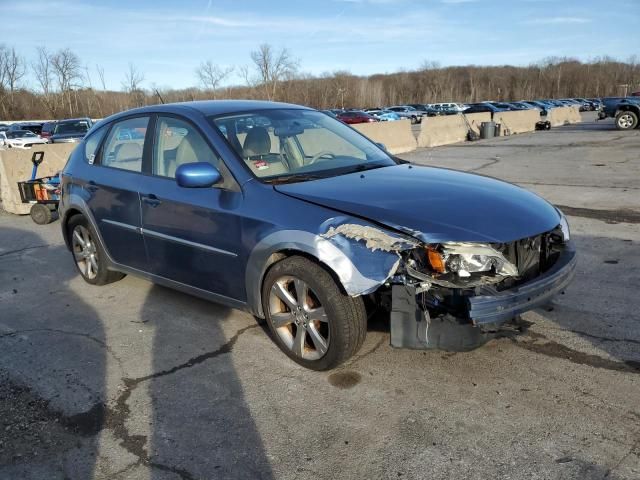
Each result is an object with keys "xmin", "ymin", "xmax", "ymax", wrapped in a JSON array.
[
  {"xmin": 2, "ymin": 129, "xmax": 49, "ymax": 148},
  {"xmin": 429, "ymin": 103, "xmax": 467, "ymax": 113}
]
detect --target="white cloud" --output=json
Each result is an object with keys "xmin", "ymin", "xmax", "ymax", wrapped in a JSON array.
[{"xmin": 525, "ymin": 17, "xmax": 592, "ymax": 25}]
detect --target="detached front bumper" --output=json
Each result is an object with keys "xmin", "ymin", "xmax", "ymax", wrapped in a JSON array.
[
  {"xmin": 390, "ymin": 242, "xmax": 576, "ymax": 351},
  {"xmin": 468, "ymin": 242, "xmax": 577, "ymax": 325}
]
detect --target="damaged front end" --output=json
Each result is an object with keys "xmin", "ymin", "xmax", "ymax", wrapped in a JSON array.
[{"xmin": 322, "ymin": 218, "xmax": 576, "ymax": 352}]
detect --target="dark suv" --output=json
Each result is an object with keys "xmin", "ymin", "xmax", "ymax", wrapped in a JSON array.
[
  {"xmin": 50, "ymin": 118, "xmax": 92, "ymax": 143},
  {"xmin": 601, "ymin": 97, "xmax": 640, "ymax": 130},
  {"xmin": 41, "ymin": 121, "xmax": 57, "ymax": 140}
]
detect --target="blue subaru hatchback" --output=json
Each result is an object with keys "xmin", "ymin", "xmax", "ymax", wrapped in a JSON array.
[{"xmin": 59, "ymin": 100, "xmax": 576, "ymax": 370}]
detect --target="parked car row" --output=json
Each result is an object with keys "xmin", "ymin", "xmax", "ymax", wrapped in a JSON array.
[
  {"xmin": 0, "ymin": 118, "xmax": 93, "ymax": 148},
  {"xmin": 321, "ymin": 97, "xmax": 603, "ymax": 125}
]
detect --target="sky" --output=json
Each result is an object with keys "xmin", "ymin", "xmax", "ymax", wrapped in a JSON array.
[{"xmin": 1, "ymin": 0, "xmax": 639, "ymax": 91}]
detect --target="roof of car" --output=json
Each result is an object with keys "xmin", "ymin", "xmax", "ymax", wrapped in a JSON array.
[
  {"xmin": 57, "ymin": 117, "xmax": 92, "ymax": 123},
  {"xmin": 120, "ymin": 100, "xmax": 309, "ymax": 119}
]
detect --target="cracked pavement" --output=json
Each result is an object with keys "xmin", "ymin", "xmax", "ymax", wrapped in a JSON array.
[{"xmin": 1, "ymin": 112, "xmax": 639, "ymax": 479}]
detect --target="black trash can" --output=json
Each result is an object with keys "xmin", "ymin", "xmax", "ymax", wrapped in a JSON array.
[{"xmin": 480, "ymin": 121, "xmax": 495, "ymax": 139}]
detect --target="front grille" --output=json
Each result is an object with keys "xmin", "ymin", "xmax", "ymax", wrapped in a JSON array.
[{"xmin": 494, "ymin": 228, "xmax": 564, "ymax": 290}]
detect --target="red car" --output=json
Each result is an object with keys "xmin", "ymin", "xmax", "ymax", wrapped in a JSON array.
[
  {"xmin": 337, "ymin": 110, "xmax": 379, "ymax": 124},
  {"xmin": 41, "ymin": 121, "xmax": 57, "ymax": 140}
]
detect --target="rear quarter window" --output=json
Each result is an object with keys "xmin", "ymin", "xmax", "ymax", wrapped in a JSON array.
[{"xmin": 84, "ymin": 125, "xmax": 108, "ymax": 164}]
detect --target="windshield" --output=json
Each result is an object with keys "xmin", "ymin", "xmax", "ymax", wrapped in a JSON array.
[
  {"xmin": 8, "ymin": 130, "xmax": 36, "ymax": 138},
  {"xmin": 210, "ymin": 109, "xmax": 395, "ymax": 183},
  {"xmin": 54, "ymin": 121, "xmax": 90, "ymax": 135}
]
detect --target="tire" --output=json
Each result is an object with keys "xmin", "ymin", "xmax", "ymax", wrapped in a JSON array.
[
  {"xmin": 615, "ymin": 110, "xmax": 639, "ymax": 130},
  {"xmin": 262, "ymin": 256, "xmax": 367, "ymax": 370},
  {"xmin": 30, "ymin": 204, "xmax": 52, "ymax": 225},
  {"xmin": 67, "ymin": 214, "xmax": 125, "ymax": 286}
]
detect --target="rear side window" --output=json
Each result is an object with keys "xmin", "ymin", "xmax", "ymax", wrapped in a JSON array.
[
  {"xmin": 84, "ymin": 125, "xmax": 108, "ymax": 164},
  {"xmin": 55, "ymin": 121, "xmax": 90, "ymax": 135},
  {"xmin": 101, "ymin": 117, "xmax": 149, "ymax": 172}
]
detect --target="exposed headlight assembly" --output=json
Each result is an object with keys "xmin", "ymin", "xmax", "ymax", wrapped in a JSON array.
[{"xmin": 426, "ymin": 243, "xmax": 519, "ymax": 278}]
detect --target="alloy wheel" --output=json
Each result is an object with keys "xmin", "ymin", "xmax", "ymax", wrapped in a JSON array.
[
  {"xmin": 72, "ymin": 225, "xmax": 98, "ymax": 280},
  {"xmin": 268, "ymin": 276, "xmax": 330, "ymax": 361},
  {"xmin": 618, "ymin": 113, "xmax": 634, "ymax": 129}
]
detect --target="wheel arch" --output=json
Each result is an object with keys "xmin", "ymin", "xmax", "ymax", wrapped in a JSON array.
[
  {"xmin": 245, "ymin": 229, "xmax": 398, "ymax": 318},
  {"xmin": 61, "ymin": 207, "xmax": 85, "ymax": 249},
  {"xmin": 618, "ymin": 104, "xmax": 640, "ymax": 113},
  {"xmin": 59, "ymin": 195, "xmax": 114, "ymax": 267}
]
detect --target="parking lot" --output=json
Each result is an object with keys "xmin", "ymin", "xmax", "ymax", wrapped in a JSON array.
[{"xmin": 1, "ymin": 112, "xmax": 639, "ymax": 480}]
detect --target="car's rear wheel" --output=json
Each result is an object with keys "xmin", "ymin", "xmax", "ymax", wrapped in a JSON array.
[
  {"xmin": 68, "ymin": 215, "xmax": 125, "ymax": 286},
  {"xmin": 262, "ymin": 256, "xmax": 367, "ymax": 370},
  {"xmin": 615, "ymin": 110, "xmax": 639, "ymax": 130}
]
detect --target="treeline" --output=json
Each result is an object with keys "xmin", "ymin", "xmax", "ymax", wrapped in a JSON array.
[{"xmin": 0, "ymin": 42, "xmax": 638, "ymax": 121}]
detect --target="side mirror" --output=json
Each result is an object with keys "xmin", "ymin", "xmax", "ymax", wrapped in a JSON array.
[
  {"xmin": 375, "ymin": 142, "xmax": 387, "ymax": 151},
  {"xmin": 175, "ymin": 162, "xmax": 221, "ymax": 188}
]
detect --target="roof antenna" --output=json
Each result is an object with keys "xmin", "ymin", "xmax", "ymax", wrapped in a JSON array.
[{"xmin": 154, "ymin": 88, "xmax": 165, "ymax": 104}]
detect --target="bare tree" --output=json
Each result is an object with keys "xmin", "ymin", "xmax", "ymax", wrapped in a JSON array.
[
  {"xmin": 122, "ymin": 63, "xmax": 145, "ymax": 107},
  {"xmin": 96, "ymin": 64, "xmax": 107, "ymax": 91},
  {"xmin": 195, "ymin": 60, "xmax": 233, "ymax": 99},
  {"xmin": 250, "ymin": 43, "xmax": 298, "ymax": 100},
  {"xmin": 0, "ymin": 46, "xmax": 26, "ymax": 117},
  {"xmin": 51, "ymin": 48, "xmax": 82, "ymax": 116},
  {"xmin": 122, "ymin": 62, "xmax": 144, "ymax": 93},
  {"xmin": 0, "ymin": 45, "xmax": 8, "ymax": 117},
  {"xmin": 31, "ymin": 47, "xmax": 58, "ymax": 116}
]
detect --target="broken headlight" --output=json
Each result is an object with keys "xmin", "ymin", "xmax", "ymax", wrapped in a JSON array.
[{"xmin": 426, "ymin": 243, "xmax": 519, "ymax": 278}]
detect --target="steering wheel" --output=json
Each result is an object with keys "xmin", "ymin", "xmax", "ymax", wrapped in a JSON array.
[{"xmin": 308, "ymin": 151, "xmax": 335, "ymax": 165}]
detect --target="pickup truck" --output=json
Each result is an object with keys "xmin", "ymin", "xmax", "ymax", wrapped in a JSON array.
[{"xmin": 600, "ymin": 97, "xmax": 640, "ymax": 130}]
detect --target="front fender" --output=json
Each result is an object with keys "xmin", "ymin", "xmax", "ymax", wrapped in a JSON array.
[{"xmin": 245, "ymin": 218, "xmax": 419, "ymax": 317}]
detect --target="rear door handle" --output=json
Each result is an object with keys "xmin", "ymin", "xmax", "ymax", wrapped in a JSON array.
[
  {"xmin": 86, "ymin": 181, "xmax": 99, "ymax": 193},
  {"xmin": 142, "ymin": 194, "xmax": 162, "ymax": 208}
]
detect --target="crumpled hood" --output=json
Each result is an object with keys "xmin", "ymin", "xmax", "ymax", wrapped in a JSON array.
[{"xmin": 275, "ymin": 164, "xmax": 561, "ymax": 244}]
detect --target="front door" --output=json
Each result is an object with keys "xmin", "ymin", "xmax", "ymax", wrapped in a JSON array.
[{"xmin": 139, "ymin": 115, "xmax": 245, "ymax": 301}]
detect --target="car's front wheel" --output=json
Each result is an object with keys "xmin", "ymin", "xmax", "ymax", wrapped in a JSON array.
[
  {"xmin": 615, "ymin": 110, "xmax": 639, "ymax": 130},
  {"xmin": 262, "ymin": 256, "xmax": 367, "ymax": 370},
  {"xmin": 68, "ymin": 215, "xmax": 125, "ymax": 286}
]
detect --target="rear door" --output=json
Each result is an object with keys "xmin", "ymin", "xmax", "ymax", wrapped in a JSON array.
[
  {"xmin": 88, "ymin": 115, "xmax": 150, "ymax": 271},
  {"xmin": 138, "ymin": 114, "xmax": 245, "ymax": 301}
]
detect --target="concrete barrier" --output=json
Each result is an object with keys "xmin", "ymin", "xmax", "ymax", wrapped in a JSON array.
[
  {"xmin": 547, "ymin": 106, "xmax": 573, "ymax": 127},
  {"xmin": 463, "ymin": 112, "xmax": 491, "ymax": 136},
  {"xmin": 352, "ymin": 119, "xmax": 417, "ymax": 154},
  {"xmin": 417, "ymin": 114, "xmax": 468, "ymax": 148},
  {"xmin": 568, "ymin": 106, "xmax": 582, "ymax": 124},
  {"xmin": 493, "ymin": 109, "xmax": 540, "ymax": 135},
  {"xmin": 0, "ymin": 144, "xmax": 76, "ymax": 215}
]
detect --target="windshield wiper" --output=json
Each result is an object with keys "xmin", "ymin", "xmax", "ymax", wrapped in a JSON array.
[
  {"xmin": 342, "ymin": 163, "xmax": 388, "ymax": 174},
  {"xmin": 264, "ymin": 173, "xmax": 325, "ymax": 185}
]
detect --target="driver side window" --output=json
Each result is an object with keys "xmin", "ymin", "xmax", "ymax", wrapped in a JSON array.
[{"xmin": 153, "ymin": 116, "xmax": 220, "ymax": 178}]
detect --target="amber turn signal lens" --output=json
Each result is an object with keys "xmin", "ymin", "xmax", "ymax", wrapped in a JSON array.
[{"xmin": 427, "ymin": 247, "xmax": 446, "ymax": 273}]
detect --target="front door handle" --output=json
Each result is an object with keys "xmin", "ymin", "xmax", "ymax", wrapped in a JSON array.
[{"xmin": 142, "ymin": 194, "xmax": 162, "ymax": 208}]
